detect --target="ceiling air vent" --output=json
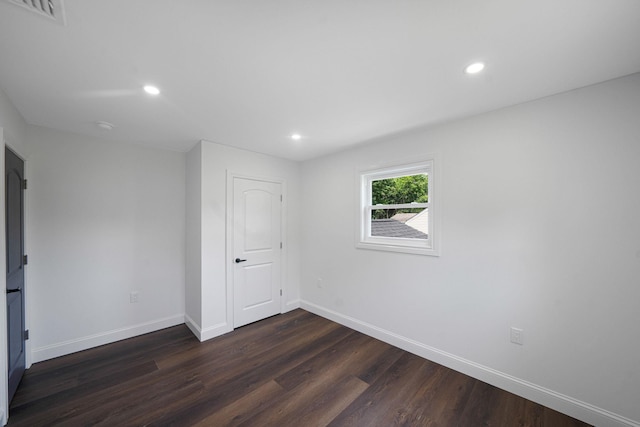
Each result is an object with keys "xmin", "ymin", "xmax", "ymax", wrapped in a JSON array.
[{"xmin": 4, "ymin": 0, "xmax": 66, "ymax": 25}]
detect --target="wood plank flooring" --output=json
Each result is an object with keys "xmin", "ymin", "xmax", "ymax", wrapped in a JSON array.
[{"xmin": 8, "ymin": 310, "xmax": 591, "ymax": 426}]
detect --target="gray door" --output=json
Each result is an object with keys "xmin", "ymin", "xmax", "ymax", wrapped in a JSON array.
[{"xmin": 6, "ymin": 147, "xmax": 26, "ymax": 402}]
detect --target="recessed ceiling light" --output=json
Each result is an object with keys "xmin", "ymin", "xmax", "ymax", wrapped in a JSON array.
[
  {"xmin": 291, "ymin": 133, "xmax": 302, "ymax": 141},
  {"xmin": 95, "ymin": 121, "xmax": 114, "ymax": 131},
  {"xmin": 143, "ymin": 85, "xmax": 160, "ymax": 95},
  {"xmin": 464, "ymin": 62, "xmax": 485, "ymax": 75}
]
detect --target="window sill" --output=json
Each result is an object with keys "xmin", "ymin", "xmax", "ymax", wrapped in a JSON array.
[{"xmin": 356, "ymin": 241, "xmax": 440, "ymax": 256}]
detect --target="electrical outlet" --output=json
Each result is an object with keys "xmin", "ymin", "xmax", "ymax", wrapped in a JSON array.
[
  {"xmin": 316, "ymin": 278, "xmax": 323, "ymax": 289},
  {"xmin": 510, "ymin": 327, "xmax": 523, "ymax": 345},
  {"xmin": 130, "ymin": 291, "xmax": 139, "ymax": 303}
]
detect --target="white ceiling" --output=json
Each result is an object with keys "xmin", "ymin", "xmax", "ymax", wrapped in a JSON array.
[{"xmin": 1, "ymin": 0, "xmax": 639, "ymax": 161}]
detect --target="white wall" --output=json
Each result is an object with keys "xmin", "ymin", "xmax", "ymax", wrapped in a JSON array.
[
  {"xmin": 300, "ymin": 73, "xmax": 640, "ymax": 427},
  {"xmin": 0, "ymin": 87, "xmax": 26, "ymax": 155},
  {"xmin": 25, "ymin": 126, "xmax": 186, "ymax": 362},
  {"xmin": 185, "ymin": 140, "xmax": 301, "ymax": 340},
  {"xmin": 185, "ymin": 143, "xmax": 203, "ymax": 329}
]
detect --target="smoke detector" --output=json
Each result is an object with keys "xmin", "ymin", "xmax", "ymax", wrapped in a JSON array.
[{"xmin": 4, "ymin": 0, "xmax": 67, "ymax": 26}]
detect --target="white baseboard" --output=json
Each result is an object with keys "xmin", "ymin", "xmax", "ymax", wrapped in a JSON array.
[
  {"xmin": 184, "ymin": 315, "xmax": 232, "ymax": 342},
  {"xmin": 185, "ymin": 301, "xmax": 301, "ymax": 342},
  {"xmin": 301, "ymin": 300, "xmax": 639, "ymax": 427},
  {"xmin": 184, "ymin": 315, "xmax": 202, "ymax": 340},
  {"xmin": 31, "ymin": 314, "xmax": 185, "ymax": 363},
  {"xmin": 284, "ymin": 299, "xmax": 301, "ymax": 313}
]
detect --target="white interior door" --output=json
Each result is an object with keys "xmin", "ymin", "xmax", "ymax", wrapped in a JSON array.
[{"xmin": 232, "ymin": 177, "xmax": 282, "ymax": 328}]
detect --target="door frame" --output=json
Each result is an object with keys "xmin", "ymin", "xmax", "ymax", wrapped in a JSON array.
[
  {"xmin": 225, "ymin": 171, "xmax": 287, "ymax": 330},
  {"xmin": 5, "ymin": 145, "xmax": 27, "ymax": 405},
  {"xmin": 1, "ymin": 135, "xmax": 29, "ymax": 425},
  {"xmin": 0, "ymin": 129, "xmax": 7, "ymax": 425}
]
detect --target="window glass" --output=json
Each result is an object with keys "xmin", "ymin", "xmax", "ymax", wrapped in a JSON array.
[
  {"xmin": 371, "ymin": 208, "xmax": 428, "ymax": 239},
  {"xmin": 370, "ymin": 174, "xmax": 428, "ymax": 240}
]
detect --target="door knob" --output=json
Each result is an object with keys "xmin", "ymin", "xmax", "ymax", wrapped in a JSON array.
[{"xmin": 235, "ymin": 258, "xmax": 247, "ymax": 263}]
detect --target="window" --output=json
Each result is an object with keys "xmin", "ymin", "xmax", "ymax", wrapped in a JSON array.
[{"xmin": 357, "ymin": 157, "xmax": 439, "ymax": 256}]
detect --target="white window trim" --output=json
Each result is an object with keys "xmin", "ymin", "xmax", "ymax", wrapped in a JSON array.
[{"xmin": 356, "ymin": 156, "xmax": 440, "ymax": 256}]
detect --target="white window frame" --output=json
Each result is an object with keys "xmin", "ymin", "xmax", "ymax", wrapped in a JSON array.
[{"xmin": 356, "ymin": 156, "xmax": 440, "ymax": 256}]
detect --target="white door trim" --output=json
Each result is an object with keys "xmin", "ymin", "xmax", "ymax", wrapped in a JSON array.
[
  {"xmin": 0, "ymin": 128, "xmax": 8, "ymax": 426},
  {"xmin": 225, "ymin": 171, "xmax": 287, "ymax": 330}
]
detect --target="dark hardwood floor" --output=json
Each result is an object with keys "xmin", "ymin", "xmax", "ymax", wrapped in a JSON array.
[{"xmin": 8, "ymin": 309, "xmax": 591, "ymax": 426}]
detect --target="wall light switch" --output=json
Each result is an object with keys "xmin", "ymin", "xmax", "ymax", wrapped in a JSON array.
[
  {"xmin": 130, "ymin": 291, "xmax": 139, "ymax": 303},
  {"xmin": 510, "ymin": 327, "xmax": 524, "ymax": 345}
]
